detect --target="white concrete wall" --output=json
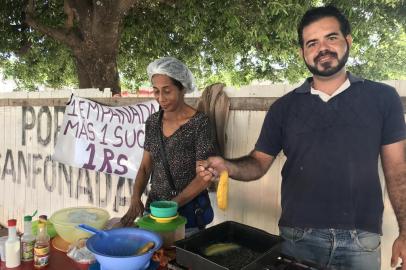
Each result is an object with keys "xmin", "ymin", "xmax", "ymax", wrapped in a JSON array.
[
  {"xmin": 1, "ymin": 81, "xmax": 406, "ymax": 269},
  {"xmin": 0, "ymin": 89, "xmax": 135, "ymax": 224}
]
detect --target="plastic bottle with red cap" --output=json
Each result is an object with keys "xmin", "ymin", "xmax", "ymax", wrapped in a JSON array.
[{"xmin": 5, "ymin": 219, "xmax": 21, "ymax": 268}]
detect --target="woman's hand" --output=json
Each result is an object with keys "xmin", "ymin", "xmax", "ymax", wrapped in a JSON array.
[{"xmin": 121, "ymin": 198, "xmax": 144, "ymax": 227}]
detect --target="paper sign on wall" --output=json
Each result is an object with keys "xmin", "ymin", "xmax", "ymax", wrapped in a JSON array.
[{"xmin": 53, "ymin": 95, "xmax": 159, "ymax": 179}]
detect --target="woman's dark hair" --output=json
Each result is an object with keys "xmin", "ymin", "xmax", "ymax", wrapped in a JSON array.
[
  {"xmin": 297, "ymin": 5, "xmax": 351, "ymax": 48},
  {"xmin": 169, "ymin": 77, "xmax": 185, "ymax": 91}
]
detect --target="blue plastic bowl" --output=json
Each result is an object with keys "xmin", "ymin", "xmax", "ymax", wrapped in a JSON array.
[
  {"xmin": 86, "ymin": 228, "xmax": 162, "ymax": 270},
  {"xmin": 150, "ymin": 201, "xmax": 178, "ymax": 218}
]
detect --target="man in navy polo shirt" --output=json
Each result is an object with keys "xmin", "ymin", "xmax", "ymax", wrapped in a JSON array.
[{"xmin": 198, "ymin": 6, "xmax": 406, "ymax": 270}]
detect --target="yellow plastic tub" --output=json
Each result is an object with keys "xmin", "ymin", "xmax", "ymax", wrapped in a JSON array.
[{"xmin": 49, "ymin": 207, "xmax": 109, "ymax": 244}]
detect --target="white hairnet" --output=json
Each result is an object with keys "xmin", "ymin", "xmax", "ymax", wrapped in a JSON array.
[{"xmin": 147, "ymin": 57, "xmax": 197, "ymax": 93}]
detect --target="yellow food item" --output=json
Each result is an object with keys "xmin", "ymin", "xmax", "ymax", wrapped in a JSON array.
[
  {"xmin": 217, "ymin": 170, "xmax": 229, "ymax": 210},
  {"xmin": 135, "ymin": 242, "xmax": 155, "ymax": 255},
  {"xmin": 203, "ymin": 243, "xmax": 240, "ymax": 256}
]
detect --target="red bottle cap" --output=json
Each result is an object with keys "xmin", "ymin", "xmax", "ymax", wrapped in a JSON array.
[{"xmin": 8, "ymin": 219, "xmax": 17, "ymax": 227}]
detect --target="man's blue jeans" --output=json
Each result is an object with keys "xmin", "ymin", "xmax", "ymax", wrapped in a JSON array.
[{"xmin": 279, "ymin": 226, "xmax": 381, "ymax": 270}]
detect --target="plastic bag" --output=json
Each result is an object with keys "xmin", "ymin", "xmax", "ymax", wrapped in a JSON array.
[{"xmin": 67, "ymin": 238, "xmax": 95, "ymax": 264}]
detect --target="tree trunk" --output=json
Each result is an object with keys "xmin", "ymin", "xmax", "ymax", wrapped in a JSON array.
[
  {"xmin": 75, "ymin": 58, "xmax": 92, "ymax": 89},
  {"xmin": 73, "ymin": 44, "xmax": 121, "ymax": 95},
  {"xmin": 71, "ymin": 7, "xmax": 122, "ymax": 95},
  {"xmin": 25, "ymin": 0, "xmax": 138, "ymax": 95}
]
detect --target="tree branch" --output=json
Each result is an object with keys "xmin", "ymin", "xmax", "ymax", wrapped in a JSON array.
[
  {"xmin": 24, "ymin": 0, "xmax": 81, "ymax": 48},
  {"xmin": 16, "ymin": 41, "xmax": 33, "ymax": 56},
  {"xmin": 64, "ymin": 0, "xmax": 75, "ymax": 29},
  {"xmin": 17, "ymin": 6, "xmax": 33, "ymax": 56},
  {"xmin": 117, "ymin": 0, "xmax": 138, "ymax": 16},
  {"xmin": 25, "ymin": 15, "xmax": 80, "ymax": 48},
  {"xmin": 70, "ymin": 0, "xmax": 92, "ymax": 21},
  {"xmin": 26, "ymin": 0, "xmax": 35, "ymax": 13}
]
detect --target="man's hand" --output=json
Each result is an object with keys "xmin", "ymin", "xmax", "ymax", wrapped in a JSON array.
[
  {"xmin": 197, "ymin": 156, "xmax": 228, "ymax": 182},
  {"xmin": 392, "ymin": 235, "xmax": 406, "ymax": 269},
  {"xmin": 120, "ymin": 197, "xmax": 144, "ymax": 227}
]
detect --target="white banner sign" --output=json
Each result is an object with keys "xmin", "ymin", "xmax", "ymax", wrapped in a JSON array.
[{"xmin": 53, "ymin": 95, "xmax": 159, "ymax": 179}]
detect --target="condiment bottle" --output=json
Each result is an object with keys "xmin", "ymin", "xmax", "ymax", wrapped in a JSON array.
[
  {"xmin": 5, "ymin": 219, "xmax": 21, "ymax": 268},
  {"xmin": 38, "ymin": 215, "xmax": 47, "ymax": 223},
  {"xmin": 34, "ymin": 219, "xmax": 50, "ymax": 268},
  {"xmin": 21, "ymin": 215, "xmax": 35, "ymax": 261}
]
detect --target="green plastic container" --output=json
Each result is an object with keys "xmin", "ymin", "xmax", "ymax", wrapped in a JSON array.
[
  {"xmin": 150, "ymin": 201, "xmax": 178, "ymax": 218},
  {"xmin": 137, "ymin": 215, "xmax": 186, "ymax": 247}
]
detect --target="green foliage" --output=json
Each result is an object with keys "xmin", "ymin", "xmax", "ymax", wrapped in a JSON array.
[
  {"xmin": 2, "ymin": 39, "xmax": 77, "ymax": 91},
  {"xmin": 329, "ymin": 0, "xmax": 406, "ymax": 81},
  {"xmin": 0, "ymin": 0, "xmax": 75, "ymax": 91},
  {"xmin": 0, "ymin": 0, "xmax": 405, "ymax": 91}
]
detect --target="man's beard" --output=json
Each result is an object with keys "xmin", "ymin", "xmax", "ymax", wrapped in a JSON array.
[{"xmin": 304, "ymin": 42, "xmax": 349, "ymax": 77}]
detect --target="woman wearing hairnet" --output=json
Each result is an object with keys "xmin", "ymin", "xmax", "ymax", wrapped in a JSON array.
[{"xmin": 121, "ymin": 57, "xmax": 216, "ymax": 235}]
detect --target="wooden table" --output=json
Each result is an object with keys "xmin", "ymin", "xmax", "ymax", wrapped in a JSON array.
[{"xmin": 0, "ymin": 245, "xmax": 89, "ymax": 270}]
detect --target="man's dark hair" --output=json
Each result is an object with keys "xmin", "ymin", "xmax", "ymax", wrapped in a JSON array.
[{"xmin": 297, "ymin": 5, "xmax": 351, "ymax": 48}]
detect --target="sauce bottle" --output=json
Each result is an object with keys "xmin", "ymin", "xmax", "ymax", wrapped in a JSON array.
[
  {"xmin": 5, "ymin": 219, "xmax": 21, "ymax": 268},
  {"xmin": 21, "ymin": 215, "xmax": 35, "ymax": 261},
  {"xmin": 34, "ymin": 219, "xmax": 50, "ymax": 268}
]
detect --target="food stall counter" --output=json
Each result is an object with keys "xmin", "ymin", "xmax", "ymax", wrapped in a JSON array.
[{"xmin": 0, "ymin": 245, "xmax": 88, "ymax": 270}]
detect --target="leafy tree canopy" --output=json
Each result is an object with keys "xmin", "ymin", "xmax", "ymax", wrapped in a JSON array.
[{"xmin": 0, "ymin": 0, "xmax": 405, "ymax": 92}]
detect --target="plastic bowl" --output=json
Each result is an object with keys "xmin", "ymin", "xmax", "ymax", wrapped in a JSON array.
[
  {"xmin": 86, "ymin": 228, "xmax": 162, "ymax": 270},
  {"xmin": 50, "ymin": 207, "xmax": 109, "ymax": 244},
  {"xmin": 150, "ymin": 201, "xmax": 178, "ymax": 218}
]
